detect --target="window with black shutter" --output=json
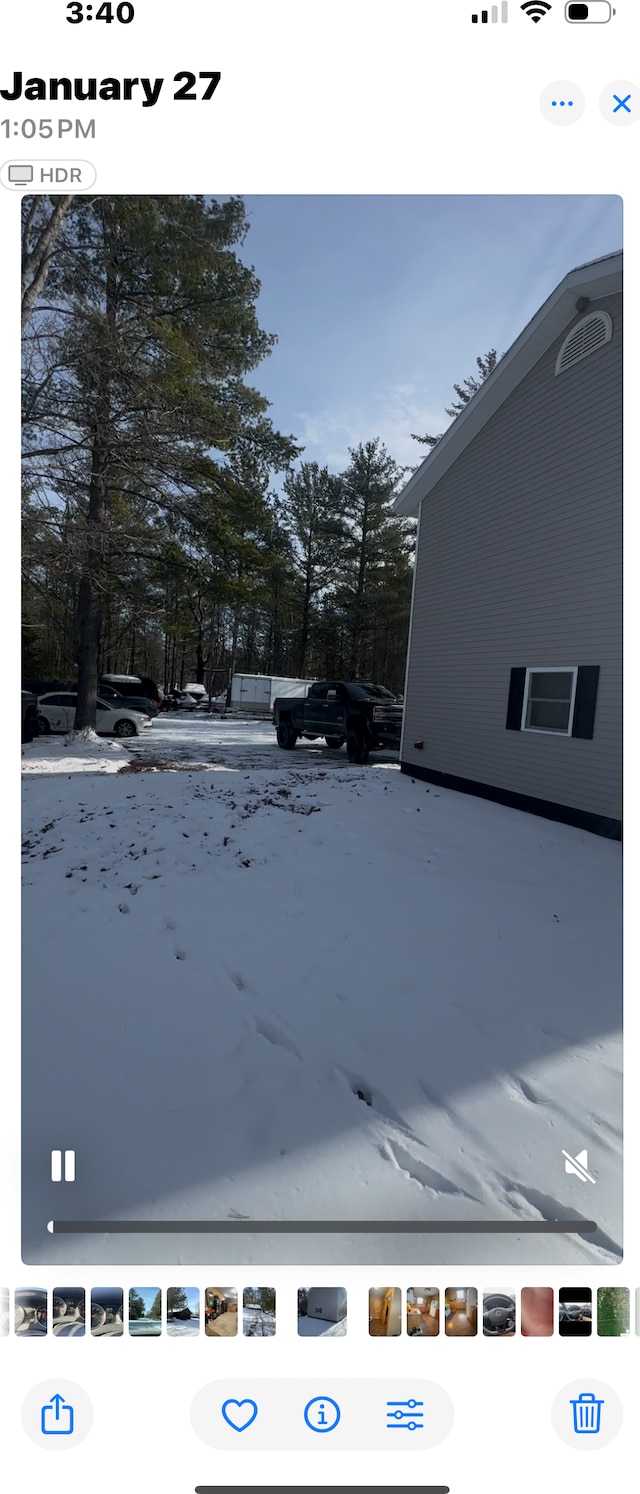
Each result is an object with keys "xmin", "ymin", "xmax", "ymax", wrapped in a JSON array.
[{"xmin": 506, "ymin": 665, "xmax": 599, "ymax": 738}]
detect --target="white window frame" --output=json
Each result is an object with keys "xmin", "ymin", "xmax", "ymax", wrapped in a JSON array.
[{"xmin": 521, "ymin": 666, "xmax": 578, "ymax": 737}]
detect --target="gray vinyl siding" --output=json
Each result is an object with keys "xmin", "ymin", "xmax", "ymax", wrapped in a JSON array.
[{"xmin": 402, "ymin": 292, "xmax": 622, "ymax": 824}]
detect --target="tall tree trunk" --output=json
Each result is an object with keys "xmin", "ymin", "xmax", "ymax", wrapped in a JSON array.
[
  {"xmin": 74, "ymin": 431, "xmax": 109, "ymax": 729},
  {"xmin": 74, "ymin": 239, "xmax": 116, "ymax": 731},
  {"xmin": 21, "ymin": 195, "xmax": 73, "ymax": 328},
  {"xmin": 196, "ymin": 627, "xmax": 205, "ymax": 684}
]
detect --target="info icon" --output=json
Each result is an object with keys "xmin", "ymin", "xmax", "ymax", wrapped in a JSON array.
[{"xmin": 540, "ymin": 81, "xmax": 586, "ymax": 124}]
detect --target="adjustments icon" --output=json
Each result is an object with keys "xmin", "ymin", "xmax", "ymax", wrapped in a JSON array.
[
  {"xmin": 387, "ymin": 1397, "xmax": 425, "ymax": 1431},
  {"xmin": 540, "ymin": 81, "xmax": 585, "ymax": 124},
  {"xmin": 303, "ymin": 1396, "xmax": 341, "ymax": 1433}
]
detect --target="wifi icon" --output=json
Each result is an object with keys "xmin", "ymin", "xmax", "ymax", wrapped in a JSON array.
[{"xmin": 521, "ymin": 0, "xmax": 552, "ymax": 18}]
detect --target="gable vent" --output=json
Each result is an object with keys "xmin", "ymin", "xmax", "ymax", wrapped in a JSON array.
[{"xmin": 555, "ymin": 311, "xmax": 613, "ymax": 376}]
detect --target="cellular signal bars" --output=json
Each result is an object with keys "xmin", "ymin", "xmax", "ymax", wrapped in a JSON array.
[{"xmin": 472, "ymin": 3, "xmax": 508, "ymax": 19}]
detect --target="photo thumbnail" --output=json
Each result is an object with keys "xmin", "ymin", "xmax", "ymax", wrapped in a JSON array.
[
  {"xmin": 20, "ymin": 194, "xmax": 622, "ymax": 1267},
  {"xmin": 298, "ymin": 1287, "xmax": 347, "ymax": 1337},
  {"xmin": 243, "ymin": 1287, "xmax": 276, "ymax": 1336}
]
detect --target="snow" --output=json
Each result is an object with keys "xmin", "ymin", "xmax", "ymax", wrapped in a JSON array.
[
  {"xmin": 297, "ymin": 1316, "xmax": 347, "ymax": 1337},
  {"xmin": 166, "ymin": 1317, "xmax": 200, "ymax": 1337},
  {"xmin": 22, "ymin": 731, "xmax": 129, "ymax": 775},
  {"xmin": 243, "ymin": 1306, "xmax": 276, "ymax": 1336},
  {"xmin": 21, "ymin": 717, "xmax": 622, "ymax": 1265}
]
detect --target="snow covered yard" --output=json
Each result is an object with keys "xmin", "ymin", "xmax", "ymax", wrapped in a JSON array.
[
  {"xmin": 297, "ymin": 1316, "xmax": 347, "ymax": 1338},
  {"xmin": 243, "ymin": 1306, "xmax": 276, "ymax": 1336},
  {"xmin": 21, "ymin": 718, "xmax": 622, "ymax": 1265}
]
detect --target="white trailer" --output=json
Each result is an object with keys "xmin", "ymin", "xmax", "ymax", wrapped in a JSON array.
[
  {"xmin": 230, "ymin": 673, "xmax": 314, "ymax": 714},
  {"xmin": 306, "ymin": 1287, "xmax": 347, "ymax": 1324}
]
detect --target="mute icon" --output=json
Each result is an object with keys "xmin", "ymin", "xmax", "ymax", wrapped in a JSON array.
[{"xmin": 562, "ymin": 1148, "xmax": 596, "ymax": 1184}]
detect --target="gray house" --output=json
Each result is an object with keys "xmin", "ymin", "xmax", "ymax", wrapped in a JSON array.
[{"xmin": 394, "ymin": 252, "xmax": 622, "ymax": 840}]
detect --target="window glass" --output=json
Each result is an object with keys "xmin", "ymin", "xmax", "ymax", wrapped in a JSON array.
[
  {"xmin": 347, "ymin": 683, "xmax": 396, "ymax": 700},
  {"xmin": 524, "ymin": 671, "xmax": 573, "ymax": 733}
]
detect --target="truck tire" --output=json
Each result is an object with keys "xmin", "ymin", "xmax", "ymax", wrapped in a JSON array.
[
  {"xmin": 325, "ymin": 735, "xmax": 344, "ymax": 749},
  {"xmin": 347, "ymin": 728, "xmax": 369, "ymax": 764},
  {"xmin": 277, "ymin": 720, "xmax": 297, "ymax": 750}
]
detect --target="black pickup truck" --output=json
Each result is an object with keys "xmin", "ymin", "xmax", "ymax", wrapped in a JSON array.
[{"xmin": 273, "ymin": 680, "xmax": 403, "ymax": 763}]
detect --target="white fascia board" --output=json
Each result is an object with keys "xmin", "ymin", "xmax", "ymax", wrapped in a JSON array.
[{"xmin": 394, "ymin": 252, "xmax": 622, "ymax": 518}]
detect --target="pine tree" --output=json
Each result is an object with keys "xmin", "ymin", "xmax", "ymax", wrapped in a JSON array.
[
  {"xmin": 129, "ymin": 1290, "xmax": 146, "ymax": 1320},
  {"xmin": 22, "ymin": 194, "xmax": 298, "ymax": 729},
  {"xmin": 281, "ymin": 462, "xmax": 345, "ymax": 675},
  {"xmin": 337, "ymin": 439, "xmax": 411, "ymax": 680},
  {"xmin": 167, "ymin": 1287, "xmax": 188, "ymax": 1313},
  {"xmin": 412, "ymin": 349, "xmax": 499, "ymax": 447},
  {"xmin": 149, "ymin": 1291, "xmax": 162, "ymax": 1320}
]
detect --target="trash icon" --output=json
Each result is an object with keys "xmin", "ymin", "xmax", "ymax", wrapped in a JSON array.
[{"xmin": 570, "ymin": 1392, "xmax": 604, "ymax": 1434}]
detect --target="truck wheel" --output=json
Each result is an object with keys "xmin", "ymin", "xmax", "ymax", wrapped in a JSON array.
[
  {"xmin": 277, "ymin": 721, "xmax": 297, "ymax": 750},
  {"xmin": 325, "ymin": 735, "xmax": 344, "ymax": 749},
  {"xmin": 347, "ymin": 729, "xmax": 369, "ymax": 764}
]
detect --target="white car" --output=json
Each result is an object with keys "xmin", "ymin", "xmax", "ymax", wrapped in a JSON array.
[{"xmin": 36, "ymin": 692, "xmax": 152, "ymax": 738}]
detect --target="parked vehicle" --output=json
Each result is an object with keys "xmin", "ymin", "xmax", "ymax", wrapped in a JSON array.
[
  {"xmin": 97, "ymin": 683, "xmax": 159, "ymax": 717},
  {"xmin": 273, "ymin": 680, "xmax": 403, "ymax": 763},
  {"xmin": 21, "ymin": 689, "xmax": 38, "ymax": 744},
  {"xmin": 36, "ymin": 692, "xmax": 152, "ymax": 738},
  {"xmin": 100, "ymin": 675, "xmax": 160, "ymax": 716},
  {"xmin": 231, "ymin": 672, "xmax": 314, "ymax": 715}
]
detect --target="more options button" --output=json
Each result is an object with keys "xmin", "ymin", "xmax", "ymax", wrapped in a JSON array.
[{"xmin": 22, "ymin": 1379, "xmax": 93, "ymax": 1451}]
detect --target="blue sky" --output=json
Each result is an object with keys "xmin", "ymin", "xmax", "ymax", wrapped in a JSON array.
[{"xmin": 239, "ymin": 195, "xmax": 622, "ymax": 471}]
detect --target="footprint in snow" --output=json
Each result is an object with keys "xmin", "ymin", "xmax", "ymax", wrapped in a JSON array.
[{"xmin": 383, "ymin": 1137, "xmax": 480, "ymax": 1202}]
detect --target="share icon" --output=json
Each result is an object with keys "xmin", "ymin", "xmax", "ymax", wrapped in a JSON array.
[{"xmin": 562, "ymin": 1148, "xmax": 596, "ymax": 1184}]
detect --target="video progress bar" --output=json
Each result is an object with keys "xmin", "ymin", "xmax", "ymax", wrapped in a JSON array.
[
  {"xmin": 196, "ymin": 1489, "xmax": 450, "ymax": 1493},
  {"xmin": 48, "ymin": 1219, "xmax": 597, "ymax": 1234}
]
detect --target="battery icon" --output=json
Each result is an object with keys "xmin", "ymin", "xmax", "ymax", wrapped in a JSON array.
[{"xmin": 565, "ymin": 2, "xmax": 615, "ymax": 19}]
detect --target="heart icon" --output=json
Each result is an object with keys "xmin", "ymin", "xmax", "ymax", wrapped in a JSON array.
[{"xmin": 221, "ymin": 1398, "xmax": 258, "ymax": 1432}]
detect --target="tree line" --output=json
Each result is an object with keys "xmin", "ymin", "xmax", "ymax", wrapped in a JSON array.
[{"xmin": 22, "ymin": 194, "xmax": 494, "ymax": 728}]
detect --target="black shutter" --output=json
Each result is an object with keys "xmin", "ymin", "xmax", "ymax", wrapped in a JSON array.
[
  {"xmin": 506, "ymin": 668, "xmax": 526, "ymax": 731},
  {"xmin": 572, "ymin": 665, "xmax": 600, "ymax": 739}
]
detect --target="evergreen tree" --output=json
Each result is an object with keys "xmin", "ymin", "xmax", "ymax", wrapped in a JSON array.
[
  {"xmin": 337, "ymin": 439, "xmax": 411, "ymax": 680},
  {"xmin": 167, "ymin": 1287, "xmax": 188, "ymax": 1313},
  {"xmin": 22, "ymin": 194, "xmax": 298, "ymax": 729},
  {"xmin": 412, "ymin": 349, "xmax": 499, "ymax": 447},
  {"xmin": 149, "ymin": 1291, "xmax": 162, "ymax": 1321},
  {"xmin": 129, "ymin": 1290, "xmax": 146, "ymax": 1321},
  {"xmin": 281, "ymin": 462, "xmax": 345, "ymax": 675}
]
